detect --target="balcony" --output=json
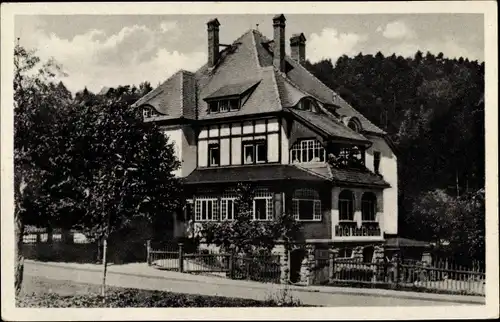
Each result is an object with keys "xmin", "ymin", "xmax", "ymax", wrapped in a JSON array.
[{"xmin": 334, "ymin": 222, "xmax": 382, "ymax": 241}]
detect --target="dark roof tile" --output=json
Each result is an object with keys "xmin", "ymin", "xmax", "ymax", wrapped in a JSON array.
[
  {"xmin": 286, "ymin": 108, "xmax": 370, "ymax": 144},
  {"xmin": 204, "ymin": 79, "xmax": 260, "ymax": 100},
  {"xmin": 329, "ymin": 167, "xmax": 390, "ymax": 187},
  {"xmin": 184, "ymin": 164, "xmax": 328, "ymax": 184}
]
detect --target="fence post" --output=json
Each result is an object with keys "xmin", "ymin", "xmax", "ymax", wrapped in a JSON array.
[
  {"xmin": 394, "ymin": 252, "xmax": 401, "ymax": 287},
  {"xmin": 245, "ymin": 256, "xmax": 250, "ymax": 279},
  {"xmin": 228, "ymin": 252, "xmax": 234, "ymax": 279},
  {"xmin": 328, "ymin": 249, "xmax": 336, "ymax": 284},
  {"xmin": 178, "ymin": 242, "xmax": 184, "ymax": 273},
  {"xmin": 146, "ymin": 240, "xmax": 151, "ymax": 266}
]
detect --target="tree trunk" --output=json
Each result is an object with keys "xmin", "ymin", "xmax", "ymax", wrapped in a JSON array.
[
  {"xmin": 101, "ymin": 238, "xmax": 108, "ymax": 298},
  {"xmin": 97, "ymin": 238, "xmax": 102, "ymax": 263},
  {"xmin": 14, "ymin": 211, "xmax": 25, "ymax": 296}
]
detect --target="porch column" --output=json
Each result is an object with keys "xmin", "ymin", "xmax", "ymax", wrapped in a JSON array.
[
  {"xmin": 354, "ymin": 190, "xmax": 363, "ymax": 228},
  {"xmin": 375, "ymin": 190, "xmax": 384, "ymax": 235},
  {"xmin": 331, "ymin": 187, "xmax": 339, "ymax": 238},
  {"xmin": 274, "ymin": 191, "xmax": 283, "ymax": 219}
]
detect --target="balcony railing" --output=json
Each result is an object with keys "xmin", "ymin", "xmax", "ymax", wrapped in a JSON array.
[{"xmin": 335, "ymin": 222, "xmax": 381, "ymax": 237}]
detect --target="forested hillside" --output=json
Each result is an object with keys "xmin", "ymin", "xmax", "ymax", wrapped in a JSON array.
[{"xmin": 305, "ymin": 51, "xmax": 485, "ymax": 257}]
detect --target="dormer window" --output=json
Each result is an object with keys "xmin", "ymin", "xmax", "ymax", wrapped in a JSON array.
[
  {"xmin": 296, "ymin": 98, "xmax": 318, "ymax": 113},
  {"xmin": 143, "ymin": 106, "xmax": 159, "ymax": 118},
  {"xmin": 209, "ymin": 98, "xmax": 240, "ymax": 113},
  {"xmin": 204, "ymin": 80, "xmax": 261, "ymax": 114},
  {"xmin": 347, "ymin": 117, "xmax": 362, "ymax": 133}
]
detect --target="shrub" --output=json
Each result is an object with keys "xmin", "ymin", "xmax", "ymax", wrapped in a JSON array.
[{"xmin": 17, "ymin": 287, "xmax": 306, "ymax": 307}]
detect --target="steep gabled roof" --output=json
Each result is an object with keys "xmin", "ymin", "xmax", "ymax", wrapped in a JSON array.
[
  {"xmin": 195, "ymin": 30, "xmax": 282, "ymax": 120},
  {"xmin": 132, "ymin": 25, "xmax": 385, "ymax": 136},
  {"xmin": 252, "ymin": 30, "xmax": 385, "ymax": 134}
]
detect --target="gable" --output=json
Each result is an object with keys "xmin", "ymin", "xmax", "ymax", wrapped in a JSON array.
[{"xmin": 132, "ymin": 70, "xmax": 196, "ymax": 120}]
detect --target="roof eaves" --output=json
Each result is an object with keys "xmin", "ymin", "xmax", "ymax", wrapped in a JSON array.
[
  {"xmin": 180, "ymin": 71, "xmax": 184, "ymax": 117},
  {"xmin": 286, "ymin": 108, "xmax": 371, "ymax": 145}
]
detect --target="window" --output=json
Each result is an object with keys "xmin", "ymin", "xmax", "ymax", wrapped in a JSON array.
[
  {"xmin": 253, "ymin": 189, "xmax": 273, "ymax": 221},
  {"xmin": 333, "ymin": 145, "xmax": 364, "ymax": 168},
  {"xmin": 292, "ymin": 189, "xmax": 322, "ymax": 221},
  {"xmin": 143, "ymin": 107, "xmax": 158, "ymax": 118},
  {"xmin": 243, "ymin": 140, "xmax": 266, "ymax": 164},
  {"xmin": 361, "ymin": 192, "xmax": 377, "ymax": 222},
  {"xmin": 290, "ymin": 139, "xmax": 325, "ymax": 163},
  {"xmin": 195, "ymin": 197, "xmax": 219, "ymax": 221},
  {"xmin": 221, "ymin": 192, "xmax": 236, "ymax": 221},
  {"xmin": 208, "ymin": 98, "xmax": 240, "ymax": 113},
  {"xmin": 374, "ymin": 151, "xmax": 381, "ymax": 174},
  {"xmin": 208, "ymin": 143, "xmax": 220, "ymax": 166},
  {"xmin": 297, "ymin": 98, "xmax": 317, "ymax": 112},
  {"xmin": 338, "ymin": 190, "xmax": 355, "ymax": 221},
  {"xmin": 363, "ymin": 246, "xmax": 374, "ymax": 263},
  {"xmin": 348, "ymin": 120, "xmax": 359, "ymax": 132},
  {"xmin": 209, "ymin": 102, "xmax": 219, "ymax": 113},
  {"xmin": 338, "ymin": 248, "xmax": 353, "ymax": 259}
]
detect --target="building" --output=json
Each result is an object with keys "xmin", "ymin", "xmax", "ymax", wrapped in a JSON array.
[{"xmin": 132, "ymin": 14, "xmax": 398, "ymax": 278}]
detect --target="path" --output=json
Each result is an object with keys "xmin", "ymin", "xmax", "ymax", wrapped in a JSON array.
[{"xmin": 23, "ymin": 260, "xmax": 485, "ymax": 307}]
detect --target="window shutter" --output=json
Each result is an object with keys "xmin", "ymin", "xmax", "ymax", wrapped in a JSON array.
[{"xmin": 314, "ymin": 200, "xmax": 322, "ymax": 220}]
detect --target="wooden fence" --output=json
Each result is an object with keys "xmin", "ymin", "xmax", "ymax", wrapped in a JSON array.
[
  {"xmin": 313, "ymin": 254, "xmax": 485, "ymax": 296},
  {"xmin": 147, "ymin": 241, "xmax": 485, "ymax": 296},
  {"xmin": 147, "ymin": 241, "xmax": 282, "ymax": 283}
]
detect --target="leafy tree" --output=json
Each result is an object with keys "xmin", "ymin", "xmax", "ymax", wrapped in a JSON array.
[
  {"xmin": 446, "ymin": 188, "xmax": 485, "ymax": 262},
  {"xmin": 406, "ymin": 189, "xmax": 453, "ymax": 247},
  {"xmin": 62, "ymin": 90, "xmax": 182, "ymax": 296},
  {"xmin": 14, "ymin": 44, "xmax": 182, "ymax": 297},
  {"xmin": 13, "ymin": 44, "xmax": 70, "ymax": 294}
]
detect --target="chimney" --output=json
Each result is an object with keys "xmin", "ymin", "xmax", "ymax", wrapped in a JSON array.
[
  {"xmin": 272, "ymin": 14, "xmax": 286, "ymax": 72},
  {"xmin": 207, "ymin": 18, "xmax": 220, "ymax": 68},
  {"xmin": 290, "ymin": 33, "xmax": 306, "ymax": 64}
]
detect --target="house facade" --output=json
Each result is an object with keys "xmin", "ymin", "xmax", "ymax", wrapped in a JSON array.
[{"xmin": 133, "ymin": 15, "xmax": 398, "ymax": 268}]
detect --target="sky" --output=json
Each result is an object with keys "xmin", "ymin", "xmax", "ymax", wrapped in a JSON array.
[{"xmin": 14, "ymin": 14, "xmax": 484, "ymax": 94}]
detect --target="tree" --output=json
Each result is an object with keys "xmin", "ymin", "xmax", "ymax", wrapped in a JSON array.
[
  {"xmin": 65, "ymin": 90, "xmax": 182, "ymax": 297},
  {"xmin": 406, "ymin": 189, "xmax": 453, "ymax": 247},
  {"xmin": 200, "ymin": 183, "xmax": 302, "ymax": 256},
  {"xmin": 446, "ymin": 188, "xmax": 485, "ymax": 262},
  {"xmin": 14, "ymin": 44, "xmax": 182, "ymax": 297},
  {"xmin": 13, "ymin": 44, "xmax": 69, "ymax": 294}
]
